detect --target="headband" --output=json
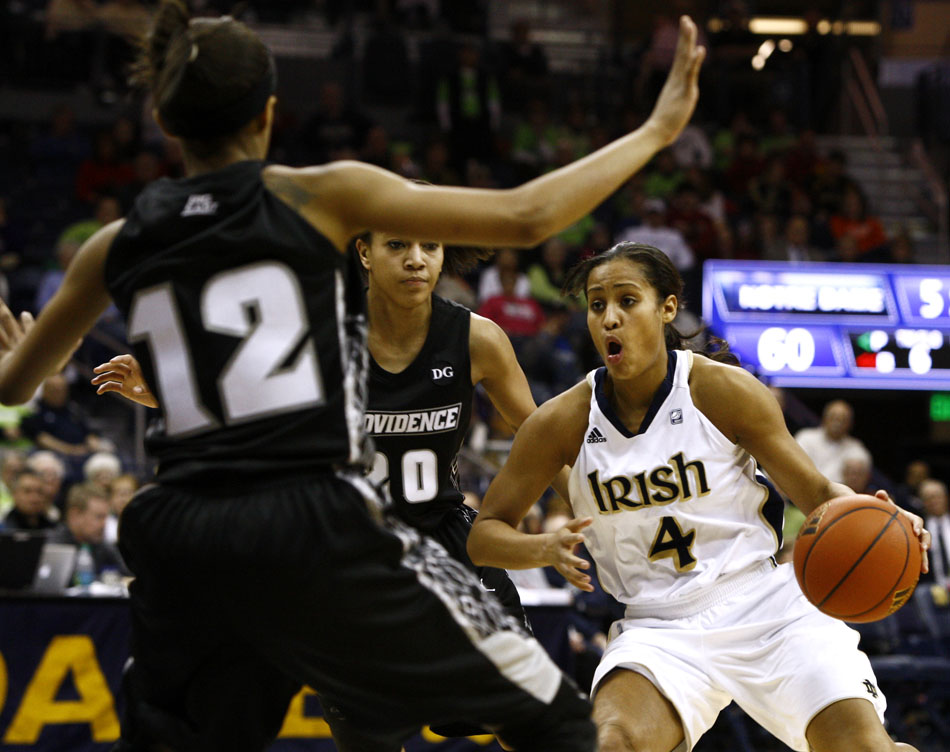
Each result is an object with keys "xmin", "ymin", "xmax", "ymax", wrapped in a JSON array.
[{"xmin": 160, "ymin": 51, "xmax": 277, "ymax": 140}]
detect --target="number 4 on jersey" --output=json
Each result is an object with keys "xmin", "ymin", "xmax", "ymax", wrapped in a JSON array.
[{"xmin": 648, "ymin": 516, "xmax": 697, "ymax": 572}]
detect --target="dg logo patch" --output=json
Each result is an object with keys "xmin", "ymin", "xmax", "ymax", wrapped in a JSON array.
[{"xmin": 430, "ymin": 363, "xmax": 455, "ymax": 384}]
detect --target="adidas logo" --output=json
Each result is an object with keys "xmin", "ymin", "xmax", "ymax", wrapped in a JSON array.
[{"xmin": 586, "ymin": 427, "xmax": 607, "ymax": 444}]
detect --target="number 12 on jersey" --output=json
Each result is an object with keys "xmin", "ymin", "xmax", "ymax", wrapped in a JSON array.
[{"xmin": 127, "ymin": 262, "xmax": 325, "ymax": 436}]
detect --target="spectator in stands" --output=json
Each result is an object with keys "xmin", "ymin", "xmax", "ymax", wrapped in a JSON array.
[
  {"xmin": 711, "ymin": 109, "xmax": 755, "ymax": 172},
  {"xmin": 528, "ymin": 238, "xmax": 578, "ymax": 312},
  {"xmin": 831, "ymin": 233, "xmax": 861, "ymax": 263},
  {"xmin": 477, "ymin": 248, "xmax": 530, "ymax": 303},
  {"xmin": 748, "ymin": 155, "xmax": 792, "ymax": 219},
  {"xmin": 760, "ymin": 107, "xmax": 796, "ymax": 157},
  {"xmin": 810, "ymin": 149, "xmax": 854, "ymax": 218},
  {"xmin": 671, "ymin": 124, "xmax": 713, "ymax": 170},
  {"xmin": 83, "ymin": 451, "xmax": 121, "ymax": 496},
  {"xmin": 794, "ymin": 399, "xmax": 871, "ymax": 484},
  {"xmin": 887, "ymin": 227, "xmax": 916, "ymax": 264},
  {"xmin": 829, "ymin": 185, "xmax": 888, "ymax": 258},
  {"xmin": 104, "ymin": 472, "xmax": 138, "ymax": 545},
  {"xmin": 895, "ymin": 459, "xmax": 930, "ymax": 514},
  {"xmin": 117, "ymin": 148, "xmax": 166, "ymax": 208},
  {"xmin": 48, "ymin": 482, "xmax": 128, "ymax": 579},
  {"xmin": 840, "ymin": 450, "xmax": 875, "ymax": 496},
  {"xmin": 75, "ymin": 130, "xmax": 135, "ymax": 204},
  {"xmin": 643, "ymin": 148, "xmax": 683, "ymax": 200},
  {"xmin": 724, "ymin": 133, "xmax": 764, "ymax": 200},
  {"xmin": 784, "ymin": 129, "xmax": 820, "ymax": 188},
  {"xmin": 299, "ymin": 81, "xmax": 372, "ymax": 163},
  {"xmin": 360, "ymin": 12, "xmax": 411, "ymax": 106},
  {"xmin": 29, "ymin": 104, "xmax": 90, "ymax": 191},
  {"xmin": 477, "ymin": 268, "xmax": 546, "ymax": 342},
  {"xmin": 0, "ymin": 469, "xmax": 56, "ymax": 532},
  {"xmin": 763, "ymin": 214, "xmax": 823, "ymax": 262},
  {"xmin": 0, "ymin": 196, "xmax": 27, "ymax": 296},
  {"xmin": 36, "ymin": 196, "xmax": 123, "ymax": 312},
  {"xmin": 918, "ymin": 478, "xmax": 949, "ymax": 589},
  {"xmin": 111, "ymin": 114, "xmax": 140, "ymax": 161},
  {"xmin": 667, "ymin": 182, "xmax": 720, "ymax": 262},
  {"xmin": 20, "ymin": 375, "xmax": 108, "ymax": 478},
  {"xmin": 615, "ymin": 199, "xmax": 694, "ymax": 273},
  {"xmin": 421, "ymin": 138, "xmax": 460, "ymax": 186},
  {"xmin": 0, "ymin": 450, "xmax": 26, "ymax": 517},
  {"xmin": 498, "ymin": 18, "xmax": 549, "ymax": 102},
  {"xmin": 359, "ymin": 125, "xmax": 392, "ymax": 169},
  {"xmin": 27, "ymin": 451, "xmax": 67, "ymax": 518},
  {"xmin": 436, "ymin": 40, "xmax": 501, "ymax": 170}
]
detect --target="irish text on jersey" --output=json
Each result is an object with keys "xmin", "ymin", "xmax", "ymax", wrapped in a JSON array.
[
  {"xmin": 586, "ymin": 452, "xmax": 711, "ymax": 514},
  {"xmin": 364, "ymin": 403, "xmax": 463, "ymax": 435}
]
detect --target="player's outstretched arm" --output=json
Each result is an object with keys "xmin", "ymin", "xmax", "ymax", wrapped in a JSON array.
[
  {"xmin": 92, "ymin": 354, "xmax": 159, "ymax": 408},
  {"xmin": 468, "ymin": 381, "xmax": 593, "ymax": 590},
  {"xmin": 0, "ymin": 221, "xmax": 120, "ymax": 405},
  {"xmin": 271, "ymin": 16, "xmax": 705, "ymax": 252},
  {"xmin": 689, "ymin": 356, "xmax": 930, "ymax": 572}
]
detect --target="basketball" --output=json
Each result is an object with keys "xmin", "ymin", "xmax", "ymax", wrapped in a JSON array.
[{"xmin": 794, "ymin": 495, "xmax": 921, "ymax": 623}]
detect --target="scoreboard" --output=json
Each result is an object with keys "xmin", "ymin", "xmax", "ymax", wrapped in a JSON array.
[{"xmin": 702, "ymin": 261, "xmax": 950, "ymax": 390}]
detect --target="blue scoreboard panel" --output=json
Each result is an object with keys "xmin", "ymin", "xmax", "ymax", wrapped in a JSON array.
[{"xmin": 702, "ymin": 261, "xmax": 950, "ymax": 390}]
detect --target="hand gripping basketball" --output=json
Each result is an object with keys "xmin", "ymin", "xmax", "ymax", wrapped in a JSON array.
[{"xmin": 794, "ymin": 492, "xmax": 930, "ymax": 622}]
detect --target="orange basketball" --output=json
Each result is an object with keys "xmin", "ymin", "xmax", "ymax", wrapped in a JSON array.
[{"xmin": 793, "ymin": 495, "xmax": 921, "ymax": 623}]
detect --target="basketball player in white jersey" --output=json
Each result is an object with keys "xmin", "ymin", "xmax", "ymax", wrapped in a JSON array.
[{"xmin": 468, "ymin": 242, "xmax": 931, "ymax": 752}]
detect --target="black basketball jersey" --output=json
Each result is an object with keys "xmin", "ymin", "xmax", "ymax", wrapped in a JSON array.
[
  {"xmin": 105, "ymin": 160, "xmax": 370, "ymax": 486},
  {"xmin": 365, "ymin": 295, "xmax": 473, "ymax": 530}
]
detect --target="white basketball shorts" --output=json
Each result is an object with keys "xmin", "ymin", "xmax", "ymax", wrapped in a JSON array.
[{"xmin": 591, "ymin": 562, "xmax": 886, "ymax": 751}]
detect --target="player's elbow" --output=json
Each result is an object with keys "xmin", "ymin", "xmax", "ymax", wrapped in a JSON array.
[
  {"xmin": 466, "ymin": 519, "xmax": 492, "ymax": 566},
  {"xmin": 504, "ymin": 187, "xmax": 556, "ymax": 247},
  {"xmin": 0, "ymin": 384, "xmax": 31, "ymax": 406}
]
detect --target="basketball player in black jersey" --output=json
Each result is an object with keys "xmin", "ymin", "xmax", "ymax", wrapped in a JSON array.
[
  {"xmin": 0, "ymin": 1, "xmax": 704, "ymax": 750},
  {"xmin": 93, "ymin": 230, "xmax": 571, "ymax": 745}
]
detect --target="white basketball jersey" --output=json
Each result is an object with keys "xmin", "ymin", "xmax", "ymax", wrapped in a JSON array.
[{"xmin": 568, "ymin": 350, "xmax": 784, "ymax": 609}]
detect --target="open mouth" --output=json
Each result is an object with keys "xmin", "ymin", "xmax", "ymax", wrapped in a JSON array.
[{"xmin": 606, "ymin": 339, "xmax": 623, "ymax": 363}]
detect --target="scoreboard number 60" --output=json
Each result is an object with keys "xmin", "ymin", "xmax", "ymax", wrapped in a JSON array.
[{"xmin": 757, "ymin": 327, "xmax": 816, "ymax": 372}]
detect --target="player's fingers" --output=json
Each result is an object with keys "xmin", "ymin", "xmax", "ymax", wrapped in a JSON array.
[
  {"xmin": 560, "ymin": 533, "xmax": 587, "ymax": 550},
  {"xmin": 91, "ymin": 371, "xmax": 124, "ymax": 385},
  {"xmin": 673, "ymin": 16, "xmax": 697, "ymax": 70},
  {"xmin": 565, "ymin": 516, "xmax": 593, "ymax": 532},
  {"xmin": 875, "ymin": 489, "xmax": 895, "ymax": 505},
  {"xmin": 0, "ymin": 304, "xmax": 19, "ymax": 347},
  {"xmin": 559, "ymin": 564, "xmax": 592, "ymax": 591},
  {"xmin": 95, "ymin": 381, "xmax": 122, "ymax": 395},
  {"xmin": 18, "ymin": 311, "xmax": 34, "ymax": 334},
  {"xmin": 690, "ymin": 45, "xmax": 706, "ymax": 79}
]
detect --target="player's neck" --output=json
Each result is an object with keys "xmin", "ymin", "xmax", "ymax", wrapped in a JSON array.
[
  {"xmin": 180, "ymin": 141, "xmax": 266, "ymax": 177},
  {"xmin": 605, "ymin": 354, "xmax": 668, "ymax": 432},
  {"xmin": 367, "ymin": 290, "xmax": 432, "ymax": 351}
]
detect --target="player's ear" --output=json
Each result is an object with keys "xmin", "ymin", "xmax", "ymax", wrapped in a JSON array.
[
  {"xmin": 256, "ymin": 95, "xmax": 277, "ymax": 134},
  {"xmin": 661, "ymin": 294, "xmax": 678, "ymax": 323},
  {"xmin": 355, "ymin": 237, "xmax": 372, "ymax": 271},
  {"xmin": 152, "ymin": 109, "xmax": 176, "ymax": 141}
]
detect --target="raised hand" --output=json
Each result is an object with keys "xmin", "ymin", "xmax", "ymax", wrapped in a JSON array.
[
  {"xmin": 91, "ymin": 354, "xmax": 159, "ymax": 408},
  {"xmin": 542, "ymin": 516, "xmax": 595, "ymax": 592},
  {"xmin": 0, "ymin": 301, "xmax": 80, "ymax": 373},
  {"xmin": 645, "ymin": 16, "xmax": 706, "ymax": 146}
]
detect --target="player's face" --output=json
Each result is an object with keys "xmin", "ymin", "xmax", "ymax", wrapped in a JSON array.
[
  {"xmin": 361, "ymin": 234, "xmax": 444, "ymax": 307},
  {"xmin": 585, "ymin": 258, "xmax": 677, "ymax": 381}
]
